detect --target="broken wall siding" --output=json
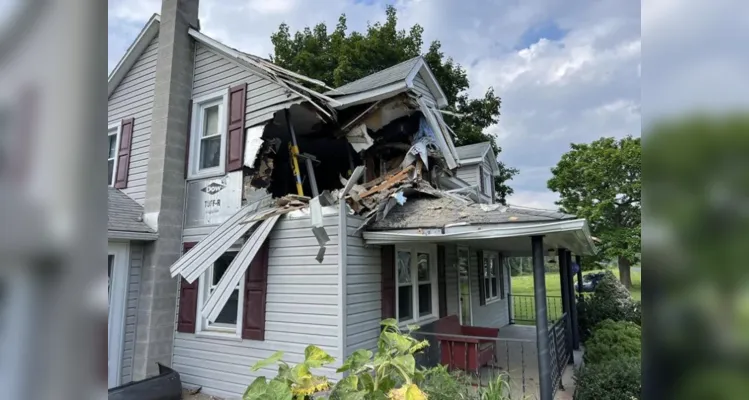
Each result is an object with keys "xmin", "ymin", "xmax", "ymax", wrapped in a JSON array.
[
  {"xmin": 412, "ymin": 74, "xmax": 437, "ymax": 105},
  {"xmin": 107, "ymin": 35, "xmax": 159, "ymax": 204},
  {"xmin": 172, "ymin": 214, "xmax": 341, "ymax": 399},
  {"xmin": 121, "ymin": 242, "xmax": 144, "ymax": 384},
  {"xmin": 193, "ymin": 43, "xmax": 301, "ymax": 129},
  {"xmin": 345, "ymin": 215, "xmax": 382, "ymax": 357}
]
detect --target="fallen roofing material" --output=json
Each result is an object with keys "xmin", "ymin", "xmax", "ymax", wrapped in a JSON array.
[{"xmin": 202, "ymin": 214, "xmax": 280, "ymax": 323}]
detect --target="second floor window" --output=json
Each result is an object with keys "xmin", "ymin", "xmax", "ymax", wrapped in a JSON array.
[
  {"xmin": 108, "ymin": 125, "xmax": 120, "ymax": 186},
  {"xmin": 189, "ymin": 90, "xmax": 228, "ymax": 179}
]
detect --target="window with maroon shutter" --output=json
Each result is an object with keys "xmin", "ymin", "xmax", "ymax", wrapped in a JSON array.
[
  {"xmin": 242, "ymin": 241, "xmax": 269, "ymax": 340},
  {"xmin": 381, "ymin": 245, "xmax": 396, "ymax": 320},
  {"xmin": 226, "ymin": 84, "xmax": 247, "ymax": 172},
  {"xmin": 177, "ymin": 242, "xmax": 198, "ymax": 333},
  {"xmin": 114, "ymin": 118, "xmax": 134, "ymax": 189}
]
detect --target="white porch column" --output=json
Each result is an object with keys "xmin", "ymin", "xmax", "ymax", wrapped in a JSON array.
[{"xmin": 532, "ymin": 235, "xmax": 553, "ymax": 400}]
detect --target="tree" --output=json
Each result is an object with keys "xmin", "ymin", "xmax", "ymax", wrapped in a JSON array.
[
  {"xmin": 269, "ymin": 6, "xmax": 518, "ymax": 203},
  {"xmin": 547, "ymin": 136, "xmax": 641, "ymax": 288}
]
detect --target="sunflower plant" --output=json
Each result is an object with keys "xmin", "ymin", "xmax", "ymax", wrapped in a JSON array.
[
  {"xmin": 329, "ymin": 319, "xmax": 429, "ymax": 400},
  {"xmin": 243, "ymin": 345, "xmax": 335, "ymax": 400}
]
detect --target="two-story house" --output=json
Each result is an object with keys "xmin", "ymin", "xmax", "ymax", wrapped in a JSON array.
[{"xmin": 107, "ymin": 1, "xmax": 595, "ymax": 398}]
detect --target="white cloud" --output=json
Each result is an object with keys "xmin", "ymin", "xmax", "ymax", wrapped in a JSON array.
[{"xmin": 507, "ymin": 190, "xmax": 560, "ymax": 211}]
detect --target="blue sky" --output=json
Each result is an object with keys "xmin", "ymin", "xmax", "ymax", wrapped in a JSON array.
[{"xmin": 108, "ymin": 0, "xmax": 642, "ymax": 209}]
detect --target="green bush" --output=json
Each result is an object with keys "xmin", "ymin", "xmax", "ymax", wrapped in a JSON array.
[
  {"xmin": 584, "ymin": 320, "xmax": 641, "ymax": 365},
  {"xmin": 419, "ymin": 365, "xmax": 474, "ymax": 400},
  {"xmin": 578, "ymin": 272, "xmax": 639, "ymax": 341},
  {"xmin": 574, "ymin": 357, "xmax": 641, "ymax": 400}
]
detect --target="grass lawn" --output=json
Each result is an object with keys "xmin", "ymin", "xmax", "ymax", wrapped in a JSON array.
[{"xmin": 510, "ymin": 268, "xmax": 641, "ymax": 323}]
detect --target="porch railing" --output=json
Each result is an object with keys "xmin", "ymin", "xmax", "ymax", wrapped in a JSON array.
[
  {"xmin": 510, "ymin": 294, "xmax": 563, "ymax": 324},
  {"xmin": 411, "ymin": 330, "xmax": 538, "ymax": 399},
  {"xmin": 548, "ymin": 312, "xmax": 570, "ymax": 396}
]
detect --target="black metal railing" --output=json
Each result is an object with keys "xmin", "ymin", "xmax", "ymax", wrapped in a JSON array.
[
  {"xmin": 548, "ymin": 312, "xmax": 570, "ymax": 396},
  {"xmin": 509, "ymin": 294, "xmax": 563, "ymax": 324},
  {"xmin": 410, "ymin": 329, "xmax": 538, "ymax": 399}
]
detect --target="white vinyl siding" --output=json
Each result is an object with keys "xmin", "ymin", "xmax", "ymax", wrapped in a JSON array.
[
  {"xmin": 412, "ymin": 73, "xmax": 437, "ymax": 104},
  {"xmin": 456, "ymin": 165, "xmax": 480, "ymax": 188},
  {"xmin": 172, "ymin": 214, "xmax": 340, "ymax": 399},
  {"xmin": 120, "ymin": 242, "xmax": 144, "ymax": 384},
  {"xmin": 107, "ymin": 35, "xmax": 158, "ymax": 205},
  {"xmin": 345, "ymin": 216, "xmax": 382, "ymax": 357},
  {"xmin": 193, "ymin": 43, "xmax": 303, "ymax": 129}
]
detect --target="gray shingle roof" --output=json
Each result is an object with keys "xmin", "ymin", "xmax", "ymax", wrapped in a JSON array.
[
  {"xmin": 456, "ymin": 142, "xmax": 492, "ymax": 161},
  {"xmin": 327, "ymin": 56, "xmax": 422, "ymax": 95},
  {"xmin": 368, "ymin": 196, "xmax": 576, "ymax": 230},
  {"xmin": 108, "ymin": 187, "xmax": 156, "ymax": 235}
]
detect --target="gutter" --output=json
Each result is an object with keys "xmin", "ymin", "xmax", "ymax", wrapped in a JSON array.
[{"xmin": 107, "ymin": 230, "xmax": 158, "ymax": 241}]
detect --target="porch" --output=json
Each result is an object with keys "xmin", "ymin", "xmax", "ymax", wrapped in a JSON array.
[{"xmin": 363, "ymin": 198, "xmax": 596, "ymax": 400}]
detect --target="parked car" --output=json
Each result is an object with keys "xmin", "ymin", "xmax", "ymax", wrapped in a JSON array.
[{"xmin": 577, "ymin": 272, "xmax": 606, "ymax": 292}]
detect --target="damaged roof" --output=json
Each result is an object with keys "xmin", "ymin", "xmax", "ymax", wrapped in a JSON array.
[
  {"xmin": 367, "ymin": 196, "xmax": 576, "ymax": 230},
  {"xmin": 108, "ymin": 187, "xmax": 157, "ymax": 240},
  {"xmin": 328, "ymin": 56, "xmax": 422, "ymax": 95}
]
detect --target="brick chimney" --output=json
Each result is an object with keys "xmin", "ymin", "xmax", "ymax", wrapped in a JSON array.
[{"xmin": 134, "ymin": 0, "xmax": 199, "ymax": 380}]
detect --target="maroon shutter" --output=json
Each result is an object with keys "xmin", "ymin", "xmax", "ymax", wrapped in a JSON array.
[
  {"xmin": 226, "ymin": 84, "xmax": 247, "ymax": 172},
  {"xmin": 184, "ymin": 99, "xmax": 193, "ymax": 179},
  {"xmin": 242, "ymin": 241, "xmax": 269, "ymax": 340},
  {"xmin": 477, "ymin": 250, "xmax": 486, "ymax": 306},
  {"xmin": 437, "ymin": 245, "xmax": 447, "ymax": 318},
  {"xmin": 177, "ymin": 242, "xmax": 199, "ymax": 333},
  {"xmin": 114, "ymin": 118, "xmax": 134, "ymax": 189},
  {"xmin": 381, "ymin": 245, "xmax": 396, "ymax": 320}
]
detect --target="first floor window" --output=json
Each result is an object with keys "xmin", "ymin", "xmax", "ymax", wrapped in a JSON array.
[
  {"xmin": 107, "ymin": 125, "xmax": 119, "ymax": 186},
  {"xmin": 189, "ymin": 90, "xmax": 228, "ymax": 179},
  {"xmin": 198, "ymin": 252, "xmax": 243, "ymax": 336},
  {"xmin": 483, "ymin": 252, "xmax": 500, "ymax": 303},
  {"xmin": 396, "ymin": 245, "xmax": 438, "ymax": 323}
]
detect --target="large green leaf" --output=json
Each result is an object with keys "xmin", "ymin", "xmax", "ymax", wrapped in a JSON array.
[
  {"xmin": 304, "ymin": 345, "xmax": 335, "ymax": 368},
  {"xmin": 392, "ymin": 354, "xmax": 416, "ymax": 377},
  {"xmin": 251, "ymin": 351, "xmax": 284, "ymax": 372},
  {"xmin": 359, "ymin": 372, "xmax": 375, "ymax": 392},
  {"xmin": 243, "ymin": 377, "xmax": 268, "ymax": 400},
  {"xmin": 382, "ymin": 331, "xmax": 412, "ymax": 354},
  {"xmin": 290, "ymin": 363, "xmax": 311, "ymax": 382},
  {"xmin": 380, "ymin": 318, "xmax": 398, "ymax": 329},
  {"xmin": 337, "ymin": 349, "xmax": 373, "ymax": 373},
  {"xmin": 266, "ymin": 379, "xmax": 293, "ymax": 400},
  {"xmin": 404, "ymin": 384, "xmax": 427, "ymax": 400}
]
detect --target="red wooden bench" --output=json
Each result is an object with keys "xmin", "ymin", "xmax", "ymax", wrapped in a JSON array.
[{"xmin": 434, "ymin": 315, "xmax": 499, "ymax": 373}]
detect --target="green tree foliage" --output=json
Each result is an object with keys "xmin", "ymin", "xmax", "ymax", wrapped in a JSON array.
[
  {"xmin": 269, "ymin": 6, "xmax": 518, "ymax": 203},
  {"xmin": 547, "ymin": 136, "xmax": 641, "ymax": 288}
]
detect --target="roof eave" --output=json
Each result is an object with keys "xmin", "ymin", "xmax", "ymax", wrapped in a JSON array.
[
  {"xmin": 332, "ymin": 81, "xmax": 409, "ymax": 109},
  {"xmin": 108, "ymin": 14, "xmax": 161, "ymax": 98},
  {"xmin": 108, "ymin": 230, "xmax": 159, "ymax": 241}
]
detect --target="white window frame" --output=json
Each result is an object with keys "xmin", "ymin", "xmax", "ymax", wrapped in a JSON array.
[
  {"xmin": 188, "ymin": 90, "xmax": 229, "ymax": 180},
  {"xmin": 195, "ymin": 252, "xmax": 244, "ymax": 339},
  {"xmin": 483, "ymin": 169, "xmax": 493, "ymax": 197},
  {"xmin": 395, "ymin": 244, "xmax": 439, "ymax": 326},
  {"xmin": 482, "ymin": 251, "xmax": 501, "ymax": 304},
  {"xmin": 108, "ymin": 124, "xmax": 121, "ymax": 186},
  {"xmin": 456, "ymin": 245, "xmax": 473, "ymax": 326}
]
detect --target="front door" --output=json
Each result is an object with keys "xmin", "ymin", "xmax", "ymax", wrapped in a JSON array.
[
  {"xmin": 108, "ymin": 242, "xmax": 129, "ymax": 388},
  {"xmin": 457, "ymin": 246, "xmax": 472, "ymax": 325}
]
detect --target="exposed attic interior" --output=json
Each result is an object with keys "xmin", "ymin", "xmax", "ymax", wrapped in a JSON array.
[{"xmin": 242, "ymin": 94, "xmax": 455, "ymax": 205}]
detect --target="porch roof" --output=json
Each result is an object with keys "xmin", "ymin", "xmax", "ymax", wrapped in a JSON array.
[{"xmin": 362, "ymin": 197, "xmax": 597, "ymax": 256}]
